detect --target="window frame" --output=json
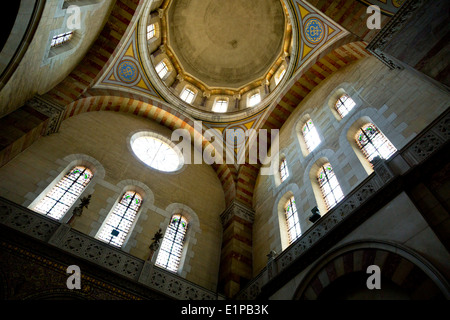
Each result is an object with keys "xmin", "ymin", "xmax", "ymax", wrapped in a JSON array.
[
  {"xmin": 302, "ymin": 119, "xmax": 321, "ymax": 153},
  {"xmin": 155, "ymin": 214, "xmax": 189, "ymax": 273},
  {"xmin": 155, "ymin": 60, "xmax": 169, "ymax": 79},
  {"xmin": 279, "ymin": 158, "xmax": 289, "ymax": 183},
  {"xmin": 248, "ymin": 92, "xmax": 261, "ymax": 107},
  {"xmin": 284, "ymin": 196, "xmax": 301, "ymax": 244},
  {"xmin": 355, "ymin": 123, "xmax": 397, "ymax": 166},
  {"xmin": 335, "ymin": 94, "xmax": 356, "ymax": 118},
  {"xmin": 95, "ymin": 191, "xmax": 143, "ymax": 248},
  {"xmin": 180, "ymin": 87, "xmax": 196, "ymax": 104},
  {"xmin": 50, "ymin": 31, "xmax": 73, "ymax": 48},
  {"xmin": 317, "ymin": 163, "xmax": 344, "ymax": 210},
  {"xmin": 33, "ymin": 165, "xmax": 93, "ymax": 221},
  {"xmin": 212, "ymin": 98, "xmax": 229, "ymax": 113},
  {"xmin": 147, "ymin": 23, "xmax": 156, "ymax": 40}
]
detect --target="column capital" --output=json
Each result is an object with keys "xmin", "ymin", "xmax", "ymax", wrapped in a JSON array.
[{"xmin": 220, "ymin": 200, "xmax": 255, "ymax": 226}]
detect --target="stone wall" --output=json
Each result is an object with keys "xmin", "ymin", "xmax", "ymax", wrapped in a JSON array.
[
  {"xmin": 252, "ymin": 56, "xmax": 450, "ymax": 275},
  {"xmin": 0, "ymin": 0, "xmax": 115, "ymax": 118},
  {"xmin": 0, "ymin": 110, "xmax": 226, "ymax": 291}
]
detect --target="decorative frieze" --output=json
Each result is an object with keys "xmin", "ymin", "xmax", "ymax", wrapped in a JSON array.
[
  {"xmin": 366, "ymin": 0, "xmax": 427, "ymax": 69},
  {"xmin": 0, "ymin": 196, "xmax": 221, "ymax": 300},
  {"xmin": 26, "ymin": 95, "xmax": 65, "ymax": 135},
  {"xmin": 220, "ymin": 200, "xmax": 255, "ymax": 226}
]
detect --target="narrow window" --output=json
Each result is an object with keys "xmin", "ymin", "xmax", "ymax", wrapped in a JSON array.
[
  {"xmin": 279, "ymin": 158, "xmax": 289, "ymax": 183},
  {"xmin": 51, "ymin": 31, "xmax": 73, "ymax": 47},
  {"xmin": 302, "ymin": 119, "xmax": 321, "ymax": 152},
  {"xmin": 335, "ymin": 94, "xmax": 356, "ymax": 118},
  {"xmin": 156, "ymin": 215, "xmax": 189, "ymax": 272},
  {"xmin": 212, "ymin": 99, "xmax": 228, "ymax": 113},
  {"xmin": 96, "ymin": 191, "xmax": 143, "ymax": 247},
  {"xmin": 147, "ymin": 24, "xmax": 156, "ymax": 40},
  {"xmin": 248, "ymin": 93, "xmax": 261, "ymax": 107},
  {"xmin": 355, "ymin": 123, "xmax": 397, "ymax": 165},
  {"xmin": 275, "ymin": 67, "xmax": 286, "ymax": 86},
  {"xmin": 285, "ymin": 196, "xmax": 301, "ymax": 244},
  {"xmin": 317, "ymin": 163, "xmax": 344, "ymax": 210},
  {"xmin": 180, "ymin": 87, "xmax": 195, "ymax": 104},
  {"xmin": 155, "ymin": 61, "xmax": 169, "ymax": 79},
  {"xmin": 33, "ymin": 166, "xmax": 93, "ymax": 220}
]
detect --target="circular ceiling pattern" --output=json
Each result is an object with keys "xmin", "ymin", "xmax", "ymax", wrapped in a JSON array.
[{"xmin": 167, "ymin": 0, "xmax": 286, "ymax": 89}]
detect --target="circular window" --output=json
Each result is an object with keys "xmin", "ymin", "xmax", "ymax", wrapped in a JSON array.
[{"xmin": 131, "ymin": 133, "xmax": 183, "ymax": 172}]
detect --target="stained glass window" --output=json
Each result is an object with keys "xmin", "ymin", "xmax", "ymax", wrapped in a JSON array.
[
  {"xmin": 355, "ymin": 123, "xmax": 397, "ymax": 165},
  {"xmin": 156, "ymin": 215, "xmax": 188, "ymax": 272},
  {"xmin": 279, "ymin": 158, "xmax": 289, "ymax": 182},
  {"xmin": 34, "ymin": 166, "xmax": 93, "ymax": 220},
  {"xmin": 96, "ymin": 191, "xmax": 143, "ymax": 247},
  {"xmin": 285, "ymin": 196, "xmax": 301, "ymax": 244},
  {"xmin": 51, "ymin": 31, "xmax": 73, "ymax": 47},
  {"xmin": 248, "ymin": 93, "xmax": 261, "ymax": 107},
  {"xmin": 156, "ymin": 61, "xmax": 169, "ymax": 79},
  {"xmin": 212, "ymin": 99, "xmax": 228, "ymax": 113},
  {"xmin": 147, "ymin": 24, "xmax": 156, "ymax": 40},
  {"xmin": 302, "ymin": 119, "xmax": 321, "ymax": 152},
  {"xmin": 180, "ymin": 88, "xmax": 195, "ymax": 104},
  {"xmin": 317, "ymin": 163, "xmax": 344, "ymax": 210},
  {"xmin": 335, "ymin": 94, "xmax": 356, "ymax": 118},
  {"xmin": 131, "ymin": 135, "xmax": 182, "ymax": 172}
]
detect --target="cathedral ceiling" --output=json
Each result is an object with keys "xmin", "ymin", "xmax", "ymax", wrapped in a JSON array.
[{"xmin": 42, "ymin": 0, "xmax": 392, "ymax": 207}]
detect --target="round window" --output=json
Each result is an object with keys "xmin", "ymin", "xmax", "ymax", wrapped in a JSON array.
[{"xmin": 131, "ymin": 133, "xmax": 183, "ymax": 172}]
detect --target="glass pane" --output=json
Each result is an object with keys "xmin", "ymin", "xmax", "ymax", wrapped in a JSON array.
[
  {"xmin": 303, "ymin": 120, "xmax": 321, "ymax": 152},
  {"xmin": 156, "ymin": 215, "xmax": 189, "ymax": 272},
  {"xmin": 96, "ymin": 191, "xmax": 143, "ymax": 247}
]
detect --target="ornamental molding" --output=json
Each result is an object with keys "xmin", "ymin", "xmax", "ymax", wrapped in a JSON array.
[
  {"xmin": 26, "ymin": 95, "xmax": 65, "ymax": 135},
  {"xmin": 220, "ymin": 200, "xmax": 255, "ymax": 226},
  {"xmin": 366, "ymin": 0, "xmax": 427, "ymax": 69}
]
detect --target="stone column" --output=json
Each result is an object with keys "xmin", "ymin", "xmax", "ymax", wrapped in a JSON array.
[{"xmin": 218, "ymin": 200, "xmax": 255, "ymax": 298}]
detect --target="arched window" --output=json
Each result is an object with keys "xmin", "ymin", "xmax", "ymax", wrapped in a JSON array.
[
  {"xmin": 156, "ymin": 214, "xmax": 189, "ymax": 272},
  {"xmin": 302, "ymin": 119, "xmax": 321, "ymax": 152},
  {"xmin": 279, "ymin": 158, "xmax": 289, "ymax": 183},
  {"xmin": 212, "ymin": 99, "xmax": 228, "ymax": 113},
  {"xmin": 248, "ymin": 92, "xmax": 261, "ymax": 107},
  {"xmin": 50, "ymin": 31, "xmax": 73, "ymax": 47},
  {"xmin": 180, "ymin": 87, "xmax": 196, "ymax": 104},
  {"xmin": 147, "ymin": 24, "xmax": 156, "ymax": 40},
  {"xmin": 355, "ymin": 123, "xmax": 397, "ymax": 165},
  {"xmin": 96, "ymin": 191, "xmax": 143, "ymax": 247},
  {"xmin": 275, "ymin": 66, "xmax": 286, "ymax": 86},
  {"xmin": 317, "ymin": 163, "xmax": 343, "ymax": 210},
  {"xmin": 335, "ymin": 94, "xmax": 356, "ymax": 118},
  {"xmin": 285, "ymin": 196, "xmax": 301, "ymax": 244},
  {"xmin": 33, "ymin": 166, "xmax": 93, "ymax": 220},
  {"xmin": 155, "ymin": 60, "xmax": 169, "ymax": 79}
]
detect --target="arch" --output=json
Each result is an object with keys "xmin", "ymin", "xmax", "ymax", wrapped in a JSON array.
[
  {"xmin": 346, "ymin": 116, "xmax": 398, "ymax": 175},
  {"xmin": 26, "ymin": 153, "xmax": 104, "ymax": 223},
  {"xmin": 272, "ymin": 182, "xmax": 301, "ymax": 252},
  {"xmin": 293, "ymin": 240, "xmax": 450, "ymax": 300},
  {"xmin": 152, "ymin": 203, "xmax": 201, "ymax": 277},
  {"xmin": 307, "ymin": 155, "xmax": 344, "ymax": 215},
  {"xmin": 0, "ymin": 0, "xmax": 46, "ymax": 92},
  {"xmin": 62, "ymin": 90, "xmax": 237, "ymax": 207}
]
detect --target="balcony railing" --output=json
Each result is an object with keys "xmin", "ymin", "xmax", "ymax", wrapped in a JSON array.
[
  {"xmin": 235, "ymin": 107, "xmax": 449, "ymax": 300},
  {"xmin": 0, "ymin": 197, "xmax": 223, "ymax": 300}
]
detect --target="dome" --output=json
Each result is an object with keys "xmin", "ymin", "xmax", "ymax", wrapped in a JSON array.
[
  {"xmin": 144, "ymin": 0, "xmax": 295, "ymax": 121},
  {"xmin": 167, "ymin": 0, "xmax": 285, "ymax": 89}
]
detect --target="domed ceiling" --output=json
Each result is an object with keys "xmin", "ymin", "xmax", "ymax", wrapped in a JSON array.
[{"xmin": 167, "ymin": 0, "xmax": 285, "ymax": 90}]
